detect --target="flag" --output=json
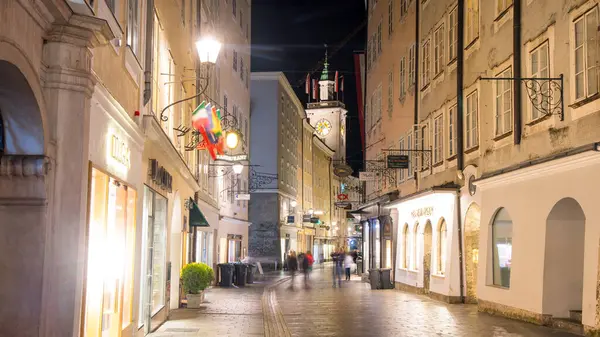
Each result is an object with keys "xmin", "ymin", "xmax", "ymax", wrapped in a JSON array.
[
  {"xmin": 192, "ymin": 101, "xmax": 209, "ymax": 131},
  {"xmin": 312, "ymin": 79, "xmax": 317, "ymax": 100},
  {"xmin": 340, "ymin": 76, "xmax": 344, "ymax": 92},
  {"xmin": 305, "ymin": 73, "xmax": 310, "ymax": 94},
  {"xmin": 334, "ymin": 71, "xmax": 339, "ymax": 92}
]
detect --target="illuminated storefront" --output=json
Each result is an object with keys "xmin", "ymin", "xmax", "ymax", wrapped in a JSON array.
[{"xmin": 82, "ymin": 84, "xmax": 144, "ymax": 337}]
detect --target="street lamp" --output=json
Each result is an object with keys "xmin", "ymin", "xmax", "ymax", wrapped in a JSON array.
[
  {"xmin": 196, "ymin": 36, "xmax": 222, "ymax": 64},
  {"xmin": 232, "ymin": 163, "xmax": 244, "ymax": 175},
  {"xmin": 290, "ymin": 200, "xmax": 297, "ymax": 208},
  {"xmin": 225, "ymin": 131, "xmax": 240, "ymax": 149}
]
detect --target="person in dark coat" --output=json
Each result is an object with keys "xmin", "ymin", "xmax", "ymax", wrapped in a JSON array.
[{"xmin": 287, "ymin": 251, "xmax": 298, "ymax": 290}]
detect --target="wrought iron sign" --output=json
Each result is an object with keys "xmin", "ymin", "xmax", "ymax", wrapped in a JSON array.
[
  {"xmin": 481, "ymin": 75, "xmax": 564, "ymax": 121},
  {"xmin": 248, "ymin": 167, "xmax": 277, "ymax": 192}
]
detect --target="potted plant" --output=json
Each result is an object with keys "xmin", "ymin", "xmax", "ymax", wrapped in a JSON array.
[{"xmin": 181, "ymin": 262, "xmax": 214, "ymax": 308}]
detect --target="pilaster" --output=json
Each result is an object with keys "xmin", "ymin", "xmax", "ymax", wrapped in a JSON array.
[{"xmin": 39, "ymin": 14, "xmax": 112, "ymax": 337}]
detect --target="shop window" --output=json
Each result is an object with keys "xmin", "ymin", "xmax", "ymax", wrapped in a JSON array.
[
  {"xmin": 84, "ymin": 168, "xmax": 137, "ymax": 337},
  {"xmin": 412, "ymin": 222, "xmax": 419, "ymax": 270},
  {"xmin": 138, "ymin": 187, "xmax": 168, "ymax": 329},
  {"xmin": 437, "ymin": 219, "xmax": 447, "ymax": 275},
  {"xmin": 491, "ymin": 208, "xmax": 513, "ymax": 288},
  {"xmin": 402, "ymin": 224, "xmax": 409, "ymax": 268}
]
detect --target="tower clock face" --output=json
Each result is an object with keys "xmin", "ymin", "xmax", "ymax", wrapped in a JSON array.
[{"xmin": 315, "ymin": 118, "xmax": 332, "ymax": 137}]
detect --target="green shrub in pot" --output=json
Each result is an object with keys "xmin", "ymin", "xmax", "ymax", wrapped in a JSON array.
[{"xmin": 181, "ymin": 262, "xmax": 214, "ymax": 294}]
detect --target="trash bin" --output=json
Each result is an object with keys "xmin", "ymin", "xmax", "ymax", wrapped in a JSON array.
[
  {"xmin": 234, "ymin": 263, "xmax": 248, "ymax": 287},
  {"xmin": 368, "ymin": 269, "xmax": 381, "ymax": 290},
  {"xmin": 246, "ymin": 264, "xmax": 256, "ymax": 284},
  {"xmin": 380, "ymin": 268, "xmax": 394, "ymax": 289},
  {"xmin": 356, "ymin": 260, "xmax": 363, "ymax": 275},
  {"xmin": 218, "ymin": 263, "xmax": 234, "ymax": 287}
]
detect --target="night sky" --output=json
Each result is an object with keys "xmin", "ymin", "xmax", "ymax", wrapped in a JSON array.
[{"xmin": 251, "ymin": 0, "xmax": 366, "ymax": 174}]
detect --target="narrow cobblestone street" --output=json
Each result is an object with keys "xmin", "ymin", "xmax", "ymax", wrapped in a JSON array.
[{"xmin": 274, "ymin": 266, "xmax": 580, "ymax": 337}]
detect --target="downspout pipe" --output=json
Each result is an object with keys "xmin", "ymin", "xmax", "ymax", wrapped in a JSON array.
[
  {"xmin": 143, "ymin": 0, "xmax": 154, "ymax": 106},
  {"xmin": 513, "ymin": 0, "xmax": 522, "ymax": 145},
  {"xmin": 456, "ymin": 0, "xmax": 466, "ymax": 303},
  {"xmin": 413, "ymin": 0, "xmax": 420, "ymax": 183}
]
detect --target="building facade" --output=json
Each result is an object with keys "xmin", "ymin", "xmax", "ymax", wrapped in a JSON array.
[{"xmin": 362, "ymin": 0, "xmax": 600, "ymax": 334}]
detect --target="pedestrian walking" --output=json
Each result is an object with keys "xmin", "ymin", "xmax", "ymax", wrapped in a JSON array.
[
  {"xmin": 344, "ymin": 251, "xmax": 354, "ymax": 281},
  {"xmin": 331, "ymin": 248, "xmax": 344, "ymax": 287},
  {"xmin": 303, "ymin": 251, "xmax": 314, "ymax": 287},
  {"xmin": 287, "ymin": 251, "xmax": 298, "ymax": 290}
]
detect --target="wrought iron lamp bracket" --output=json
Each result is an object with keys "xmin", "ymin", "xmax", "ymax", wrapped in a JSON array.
[
  {"xmin": 248, "ymin": 167, "xmax": 278, "ymax": 192},
  {"xmin": 481, "ymin": 74, "xmax": 564, "ymax": 121}
]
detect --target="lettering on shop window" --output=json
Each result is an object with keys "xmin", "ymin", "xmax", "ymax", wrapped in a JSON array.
[
  {"xmin": 411, "ymin": 207, "xmax": 433, "ymax": 218},
  {"xmin": 149, "ymin": 159, "xmax": 173, "ymax": 192},
  {"xmin": 110, "ymin": 134, "xmax": 131, "ymax": 168}
]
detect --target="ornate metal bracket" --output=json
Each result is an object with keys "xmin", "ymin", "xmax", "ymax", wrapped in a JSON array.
[
  {"xmin": 248, "ymin": 167, "xmax": 277, "ymax": 192},
  {"xmin": 481, "ymin": 75, "xmax": 564, "ymax": 121},
  {"xmin": 208, "ymin": 166, "xmax": 232, "ymax": 178},
  {"xmin": 365, "ymin": 160, "xmax": 397, "ymax": 186}
]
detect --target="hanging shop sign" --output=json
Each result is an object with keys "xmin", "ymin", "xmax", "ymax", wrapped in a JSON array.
[
  {"xmin": 333, "ymin": 163, "xmax": 353, "ymax": 178},
  {"xmin": 216, "ymin": 154, "xmax": 248, "ymax": 162},
  {"xmin": 411, "ymin": 206, "xmax": 434, "ymax": 218},
  {"xmin": 334, "ymin": 201, "xmax": 351, "ymax": 209},
  {"xmin": 337, "ymin": 193, "xmax": 349, "ymax": 201},
  {"xmin": 302, "ymin": 214, "xmax": 312, "ymax": 223},
  {"xmin": 287, "ymin": 215, "xmax": 295, "ymax": 224},
  {"xmin": 192, "ymin": 101, "xmax": 225, "ymax": 160},
  {"xmin": 387, "ymin": 155, "xmax": 409, "ymax": 169},
  {"xmin": 310, "ymin": 217, "xmax": 320, "ymax": 224},
  {"xmin": 359, "ymin": 171, "xmax": 376, "ymax": 181},
  {"xmin": 109, "ymin": 133, "xmax": 131, "ymax": 168},
  {"xmin": 355, "ymin": 224, "xmax": 362, "ymax": 232},
  {"xmin": 149, "ymin": 159, "xmax": 172, "ymax": 192}
]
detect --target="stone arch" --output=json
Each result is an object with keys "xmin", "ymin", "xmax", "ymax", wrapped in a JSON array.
[
  {"xmin": 464, "ymin": 202, "xmax": 481, "ymax": 304},
  {"xmin": 402, "ymin": 223, "xmax": 409, "ymax": 269},
  {"xmin": 169, "ymin": 191, "xmax": 183, "ymax": 309},
  {"xmin": 423, "ymin": 220, "xmax": 433, "ymax": 293},
  {"xmin": 437, "ymin": 217, "xmax": 448, "ymax": 275},
  {"xmin": 412, "ymin": 221, "xmax": 419, "ymax": 271},
  {"xmin": 542, "ymin": 197, "xmax": 585, "ymax": 320}
]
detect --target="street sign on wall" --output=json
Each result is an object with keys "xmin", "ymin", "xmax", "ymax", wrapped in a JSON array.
[
  {"xmin": 359, "ymin": 171, "xmax": 376, "ymax": 181},
  {"xmin": 387, "ymin": 155, "xmax": 409, "ymax": 169},
  {"xmin": 334, "ymin": 201, "xmax": 351, "ymax": 209},
  {"xmin": 235, "ymin": 193, "xmax": 251, "ymax": 200},
  {"xmin": 287, "ymin": 215, "xmax": 295, "ymax": 223}
]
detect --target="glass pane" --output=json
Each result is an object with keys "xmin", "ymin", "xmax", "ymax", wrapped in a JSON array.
[
  {"xmin": 121, "ymin": 188, "xmax": 137, "ymax": 329},
  {"xmin": 151, "ymin": 193, "xmax": 167, "ymax": 313},
  {"xmin": 575, "ymin": 20, "xmax": 585, "ymax": 47},
  {"xmin": 492, "ymin": 208, "xmax": 513, "ymax": 288}
]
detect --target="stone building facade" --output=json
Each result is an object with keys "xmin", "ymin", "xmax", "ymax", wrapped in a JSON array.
[{"xmin": 363, "ymin": 0, "xmax": 600, "ymax": 334}]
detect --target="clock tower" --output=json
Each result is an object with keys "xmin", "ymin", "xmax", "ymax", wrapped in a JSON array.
[{"xmin": 306, "ymin": 50, "xmax": 348, "ymax": 165}]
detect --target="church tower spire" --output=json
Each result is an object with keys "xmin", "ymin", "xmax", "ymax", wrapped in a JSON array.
[{"xmin": 319, "ymin": 46, "xmax": 334, "ymax": 101}]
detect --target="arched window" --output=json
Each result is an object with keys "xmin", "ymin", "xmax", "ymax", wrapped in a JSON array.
[
  {"xmin": 412, "ymin": 222, "xmax": 419, "ymax": 270},
  {"xmin": 491, "ymin": 208, "xmax": 513, "ymax": 288},
  {"xmin": 437, "ymin": 219, "xmax": 447, "ymax": 275},
  {"xmin": 402, "ymin": 224, "xmax": 409, "ymax": 268}
]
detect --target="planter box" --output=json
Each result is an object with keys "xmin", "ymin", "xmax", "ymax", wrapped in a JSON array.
[{"xmin": 186, "ymin": 291, "xmax": 205, "ymax": 308}]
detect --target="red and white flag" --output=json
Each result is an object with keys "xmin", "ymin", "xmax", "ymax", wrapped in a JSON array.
[
  {"xmin": 340, "ymin": 76, "xmax": 344, "ymax": 92},
  {"xmin": 312, "ymin": 79, "xmax": 317, "ymax": 100},
  {"xmin": 334, "ymin": 71, "xmax": 339, "ymax": 92},
  {"xmin": 305, "ymin": 73, "xmax": 310, "ymax": 94}
]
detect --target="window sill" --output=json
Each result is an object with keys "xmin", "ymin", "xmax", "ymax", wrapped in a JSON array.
[
  {"xmin": 431, "ymin": 273, "xmax": 445, "ymax": 279},
  {"xmin": 432, "ymin": 160, "xmax": 444, "ymax": 168},
  {"xmin": 525, "ymin": 114, "xmax": 551, "ymax": 126},
  {"xmin": 446, "ymin": 154, "xmax": 457, "ymax": 161},
  {"xmin": 465, "ymin": 37, "xmax": 479, "ymax": 51},
  {"xmin": 569, "ymin": 92, "xmax": 600, "ymax": 109},
  {"xmin": 492, "ymin": 131, "xmax": 512, "ymax": 142},
  {"xmin": 447, "ymin": 58, "xmax": 457, "ymax": 67},
  {"xmin": 421, "ymin": 83, "xmax": 431, "ymax": 92},
  {"xmin": 464, "ymin": 145, "xmax": 479, "ymax": 154},
  {"xmin": 487, "ymin": 284, "xmax": 510, "ymax": 290},
  {"xmin": 432, "ymin": 71, "xmax": 444, "ymax": 81},
  {"xmin": 494, "ymin": 5, "xmax": 513, "ymax": 22}
]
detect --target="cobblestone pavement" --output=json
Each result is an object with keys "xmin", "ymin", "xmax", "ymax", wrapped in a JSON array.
[
  {"xmin": 148, "ymin": 274, "xmax": 286, "ymax": 337},
  {"xmin": 274, "ymin": 265, "xmax": 580, "ymax": 337}
]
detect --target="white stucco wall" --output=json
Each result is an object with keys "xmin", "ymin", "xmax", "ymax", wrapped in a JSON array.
[{"xmin": 476, "ymin": 151, "xmax": 600, "ymax": 327}]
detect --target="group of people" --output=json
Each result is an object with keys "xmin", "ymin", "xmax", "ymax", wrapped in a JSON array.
[
  {"xmin": 331, "ymin": 248, "xmax": 358, "ymax": 287},
  {"xmin": 285, "ymin": 250, "xmax": 314, "ymax": 289}
]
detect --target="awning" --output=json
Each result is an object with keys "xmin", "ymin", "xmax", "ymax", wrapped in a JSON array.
[{"xmin": 189, "ymin": 198, "xmax": 210, "ymax": 227}]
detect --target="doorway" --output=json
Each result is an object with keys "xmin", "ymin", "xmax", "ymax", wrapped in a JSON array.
[
  {"xmin": 423, "ymin": 221, "xmax": 432, "ymax": 293},
  {"xmin": 464, "ymin": 203, "xmax": 481, "ymax": 304},
  {"xmin": 542, "ymin": 198, "xmax": 585, "ymax": 320}
]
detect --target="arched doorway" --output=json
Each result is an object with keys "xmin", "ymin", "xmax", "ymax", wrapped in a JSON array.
[
  {"xmin": 542, "ymin": 198, "xmax": 585, "ymax": 319},
  {"xmin": 464, "ymin": 203, "xmax": 481, "ymax": 304},
  {"xmin": 170, "ymin": 191, "xmax": 182, "ymax": 309},
  {"xmin": 423, "ymin": 221, "xmax": 432, "ymax": 293},
  {"xmin": 0, "ymin": 60, "xmax": 46, "ymax": 336}
]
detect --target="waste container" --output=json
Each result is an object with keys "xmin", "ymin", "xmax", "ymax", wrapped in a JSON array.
[
  {"xmin": 217, "ymin": 263, "xmax": 234, "ymax": 287},
  {"xmin": 246, "ymin": 264, "xmax": 256, "ymax": 284},
  {"xmin": 356, "ymin": 259, "xmax": 363, "ymax": 275},
  {"xmin": 380, "ymin": 268, "xmax": 394, "ymax": 289},
  {"xmin": 368, "ymin": 269, "xmax": 381, "ymax": 289},
  {"xmin": 234, "ymin": 263, "xmax": 248, "ymax": 287}
]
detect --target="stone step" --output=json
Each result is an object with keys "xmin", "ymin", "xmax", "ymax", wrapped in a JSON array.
[
  {"xmin": 550, "ymin": 317, "xmax": 584, "ymax": 336},
  {"xmin": 569, "ymin": 310, "xmax": 582, "ymax": 323}
]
